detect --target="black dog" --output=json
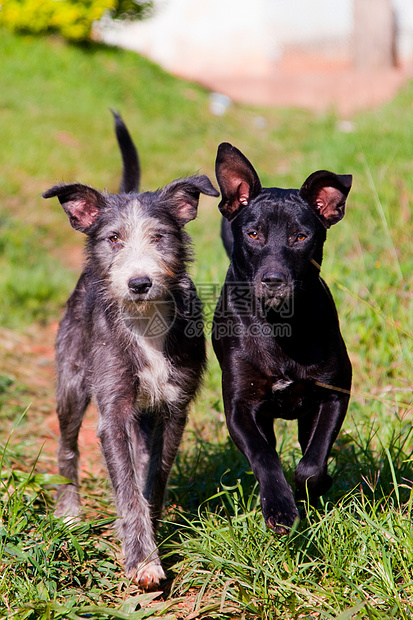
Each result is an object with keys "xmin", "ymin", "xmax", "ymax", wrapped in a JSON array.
[
  {"xmin": 43, "ymin": 114, "xmax": 218, "ymax": 588},
  {"xmin": 212, "ymin": 143, "xmax": 352, "ymax": 533}
]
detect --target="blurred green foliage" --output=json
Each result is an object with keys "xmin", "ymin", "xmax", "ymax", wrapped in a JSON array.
[
  {"xmin": 0, "ymin": 0, "xmax": 152, "ymax": 41},
  {"xmin": 0, "ymin": 211, "xmax": 73, "ymax": 327}
]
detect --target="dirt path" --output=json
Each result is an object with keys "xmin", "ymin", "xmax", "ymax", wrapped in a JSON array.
[
  {"xmin": 201, "ymin": 56, "xmax": 412, "ymax": 116},
  {"xmin": 1, "ymin": 321, "xmax": 104, "ymax": 477}
]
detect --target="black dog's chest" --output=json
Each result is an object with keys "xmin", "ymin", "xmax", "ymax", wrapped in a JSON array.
[{"xmin": 270, "ymin": 379, "xmax": 316, "ymax": 419}]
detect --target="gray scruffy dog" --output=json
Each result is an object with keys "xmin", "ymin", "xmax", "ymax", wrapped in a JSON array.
[{"xmin": 43, "ymin": 113, "xmax": 218, "ymax": 589}]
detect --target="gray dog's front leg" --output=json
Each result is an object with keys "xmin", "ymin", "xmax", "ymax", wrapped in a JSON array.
[
  {"xmin": 98, "ymin": 408, "xmax": 165, "ymax": 589},
  {"xmin": 55, "ymin": 377, "xmax": 91, "ymax": 520},
  {"xmin": 142, "ymin": 406, "xmax": 188, "ymax": 526}
]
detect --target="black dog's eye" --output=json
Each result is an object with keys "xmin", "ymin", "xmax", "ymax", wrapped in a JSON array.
[
  {"xmin": 109, "ymin": 234, "xmax": 121, "ymax": 244},
  {"xmin": 296, "ymin": 233, "xmax": 307, "ymax": 242},
  {"xmin": 248, "ymin": 230, "xmax": 259, "ymax": 239}
]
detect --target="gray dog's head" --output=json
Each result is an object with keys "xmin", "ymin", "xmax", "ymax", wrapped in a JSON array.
[{"xmin": 43, "ymin": 175, "xmax": 219, "ymax": 310}]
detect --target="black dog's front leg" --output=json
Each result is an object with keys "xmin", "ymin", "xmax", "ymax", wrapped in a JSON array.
[
  {"xmin": 224, "ymin": 396, "xmax": 299, "ymax": 534},
  {"xmin": 294, "ymin": 392, "xmax": 350, "ymax": 503}
]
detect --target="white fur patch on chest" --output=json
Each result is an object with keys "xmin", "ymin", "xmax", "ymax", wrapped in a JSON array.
[
  {"xmin": 124, "ymin": 302, "xmax": 183, "ymax": 408},
  {"xmin": 272, "ymin": 379, "xmax": 293, "ymax": 392},
  {"xmin": 136, "ymin": 337, "xmax": 182, "ymax": 409}
]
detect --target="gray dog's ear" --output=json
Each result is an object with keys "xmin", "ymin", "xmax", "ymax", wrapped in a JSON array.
[
  {"xmin": 215, "ymin": 142, "xmax": 262, "ymax": 221},
  {"xmin": 43, "ymin": 183, "xmax": 105, "ymax": 233},
  {"xmin": 161, "ymin": 174, "xmax": 219, "ymax": 226},
  {"xmin": 300, "ymin": 171, "xmax": 352, "ymax": 228}
]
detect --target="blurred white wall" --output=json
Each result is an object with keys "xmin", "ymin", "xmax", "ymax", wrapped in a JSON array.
[
  {"xmin": 98, "ymin": 0, "xmax": 413, "ymax": 81},
  {"xmin": 393, "ymin": 0, "xmax": 413, "ymax": 61}
]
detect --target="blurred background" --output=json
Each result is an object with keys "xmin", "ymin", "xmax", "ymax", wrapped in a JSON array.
[
  {"xmin": 1, "ymin": 1, "xmax": 413, "ymax": 617},
  {"xmin": 99, "ymin": 0, "xmax": 413, "ymax": 113}
]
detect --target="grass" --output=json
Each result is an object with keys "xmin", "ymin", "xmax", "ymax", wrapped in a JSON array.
[
  {"xmin": 171, "ymin": 485, "xmax": 413, "ymax": 619},
  {"xmin": 0, "ymin": 29, "xmax": 412, "ymax": 618},
  {"xmin": 170, "ymin": 424, "xmax": 413, "ymax": 619},
  {"xmin": 0, "ymin": 211, "xmax": 73, "ymax": 327},
  {"xmin": 0, "ymin": 458, "xmax": 177, "ymax": 618}
]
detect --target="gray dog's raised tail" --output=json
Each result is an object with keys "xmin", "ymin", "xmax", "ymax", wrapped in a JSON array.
[{"xmin": 111, "ymin": 109, "xmax": 141, "ymax": 193}]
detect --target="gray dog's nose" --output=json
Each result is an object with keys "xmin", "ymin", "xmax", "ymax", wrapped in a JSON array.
[
  {"xmin": 261, "ymin": 271, "xmax": 287, "ymax": 290},
  {"xmin": 128, "ymin": 276, "xmax": 152, "ymax": 295}
]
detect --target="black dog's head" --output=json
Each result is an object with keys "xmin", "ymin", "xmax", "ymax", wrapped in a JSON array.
[{"xmin": 215, "ymin": 142, "xmax": 352, "ymax": 309}]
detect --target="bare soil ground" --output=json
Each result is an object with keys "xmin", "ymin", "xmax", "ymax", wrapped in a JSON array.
[
  {"xmin": 200, "ymin": 54, "xmax": 413, "ymax": 116},
  {"xmin": 0, "ymin": 320, "xmax": 104, "ymax": 477}
]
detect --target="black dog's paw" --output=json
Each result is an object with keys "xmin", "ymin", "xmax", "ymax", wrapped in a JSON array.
[
  {"xmin": 294, "ymin": 462, "xmax": 333, "ymax": 501},
  {"xmin": 265, "ymin": 514, "xmax": 299, "ymax": 535},
  {"xmin": 316, "ymin": 473, "xmax": 332, "ymax": 496},
  {"xmin": 262, "ymin": 494, "xmax": 299, "ymax": 535}
]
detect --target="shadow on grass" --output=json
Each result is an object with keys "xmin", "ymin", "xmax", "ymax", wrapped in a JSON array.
[
  {"xmin": 160, "ymin": 419, "xmax": 413, "ymax": 615},
  {"xmin": 166, "ymin": 415, "xmax": 413, "ymax": 523},
  {"xmin": 328, "ymin": 418, "xmax": 413, "ymax": 505},
  {"xmin": 168, "ymin": 433, "xmax": 253, "ymax": 516}
]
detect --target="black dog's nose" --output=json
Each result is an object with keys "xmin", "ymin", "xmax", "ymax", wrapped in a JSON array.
[
  {"xmin": 261, "ymin": 271, "xmax": 287, "ymax": 290},
  {"xmin": 128, "ymin": 276, "xmax": 152, "ymax": 295}
]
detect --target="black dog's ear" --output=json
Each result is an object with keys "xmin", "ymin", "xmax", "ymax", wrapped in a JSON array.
[
  {"xmin": 300, "ymin": 170, "xmax": 352, "ymax": 228},
  {"xmin": 161, "ymin": 174, "xmax": 219, "ymax": 227},
  {"xmin": 43, "ymin": 183, "xmax": 105, "ymax": 233},
  {"xmin": 215, "ymin": 142, "xmax": 262, "ymax": 221}
]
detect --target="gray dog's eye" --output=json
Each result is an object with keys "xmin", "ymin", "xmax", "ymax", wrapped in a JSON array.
[
  {"xmin": 152, "ymin": 233, "xmax": 163, "ymax": 243},
  {"xmin": 109, "ymin": 234, "xmax": 121, "ymax": 244}
]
